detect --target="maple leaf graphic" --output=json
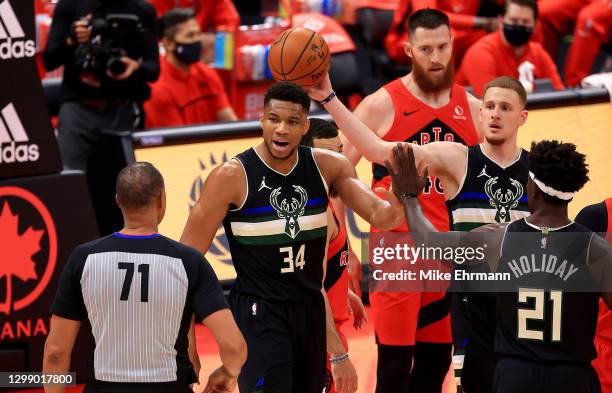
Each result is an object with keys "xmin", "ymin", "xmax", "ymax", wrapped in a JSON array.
[{"xmin": 0, "ymin": 201, "xmax": 43, "ymax": 315}]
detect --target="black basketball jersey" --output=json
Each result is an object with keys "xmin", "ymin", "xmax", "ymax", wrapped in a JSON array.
[
  {"xmin": 223, "ymin": 146, "xmax": 329, "ymax": 301},
  {"xmin": 495, "ymin": 219, "xmax": 600, "ymax": 363},
  {"xmin": 447, "ymin": 145, "xmax": 530, "ymax": 231}
]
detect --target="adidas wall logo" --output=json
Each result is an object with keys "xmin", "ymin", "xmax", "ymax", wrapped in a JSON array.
[
  {"xmin": 0, "ymin": 0, "xmax": 35, "ymax": 59},
  {"xmin": 0, "ymin": 102, "xmax": 39, "ymax": 163}
]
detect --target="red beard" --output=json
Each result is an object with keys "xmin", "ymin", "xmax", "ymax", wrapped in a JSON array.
[{"xmin": 411, "ymin": 56, "xmax": 455, "ymax": 94}]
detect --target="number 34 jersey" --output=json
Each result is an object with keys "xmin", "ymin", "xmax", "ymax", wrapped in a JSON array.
[
  {"xmin": 223, "ymin": 146, "xmax": 329, "ymax": 301},
  {"xmin": 495, "ymin": 218, "xmax": 602, "ymax": 363}
]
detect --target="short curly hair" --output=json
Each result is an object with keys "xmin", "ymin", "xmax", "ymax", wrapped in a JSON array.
[
  {"xmin": 264, "ymin": 82, "xmax": 311, "ymax": 113},
  {"xmin": 528, "ymin": 140, "xmax": 589, "ymax": 203}
]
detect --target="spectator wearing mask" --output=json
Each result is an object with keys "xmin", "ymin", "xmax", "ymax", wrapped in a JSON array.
[
  {"xmin": 144, "ymin": 8, "xmax": 237, "ymax": 128},
  {"xmin": 457, "ymin": 0, "xmax": 563, "ymax": 96},
  {"xmin": 43, "ymin": 0, "xmax": 160, "ymax": 171},
  {"xmin": 147, "ymin": 0, "xmax": 239, "ymax": 62},
  {"xmin": 385, "ymin": 0, "xmax": 501, "ymax": 66}
]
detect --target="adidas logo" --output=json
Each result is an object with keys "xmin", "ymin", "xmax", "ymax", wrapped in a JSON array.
[
  {"xmin": 0, "ymin": 102, "xmax": 39, "ymax": 163},
  {"xmin": 0, "ymin": 0, "xmax": 35, "ymax": 59}
]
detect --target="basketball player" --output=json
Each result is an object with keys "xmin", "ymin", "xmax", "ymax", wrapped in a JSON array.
[
  {"xmin": 311, "ymin": 73, "xmax": 531, "ymax": 392},
  {"xmin": 386, "ymin": 139, "xmax": 612, "ymax": 393},
  {"xmin": 576, "ymin": 198, "xmax": 612, "ymax": 393},
  {"xmin": 43, "ymin": 162, "xmax": 246, "ymax": 393},
  {"xmin": 316, "ymin": 8, "xmax": 484, "ymax": 392},
  {"xmin": 300, "ymin": 118, "xmax": 368, "ymax": 392},
  {"xmin": 180, "ymin": 82, "xmax": 406, "ymax": 393}
]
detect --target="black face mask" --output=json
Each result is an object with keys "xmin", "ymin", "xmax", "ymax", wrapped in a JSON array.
[
  {"xmin": 503, "ymin": 23, "xmax": 533, "ymax": 47},
  {"xmin": 174, "ymin": 41, "xmax": 202, "ymax": 65}
]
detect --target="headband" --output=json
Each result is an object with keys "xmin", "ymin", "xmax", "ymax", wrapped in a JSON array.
[{"xmin": 529, "ymin": 171, "xmax": 575, "ymax": 200}]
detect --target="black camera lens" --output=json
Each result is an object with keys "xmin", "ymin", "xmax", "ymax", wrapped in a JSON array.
[{"xmin": 107, "ymin": 57, "xmax": 126, "ymax": 75}]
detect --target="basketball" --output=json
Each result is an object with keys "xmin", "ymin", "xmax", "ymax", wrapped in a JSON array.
[{"xmin": 267, "ymin": 27, "xmax": 331, "ymax": 87}]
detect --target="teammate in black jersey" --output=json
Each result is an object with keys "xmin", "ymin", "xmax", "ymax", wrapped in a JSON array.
[
  {"xmin": 310, "ymin": 73, "xmax": 532, "ymax": 393},
  {"xmin": 386, "ymin": 140, "xmax": 612, "ymax": 393},
  {"xmin": 180, "ymin": 83, "xmax": 407, "ymax": 393},
  {"xmin": 44, "ymin": 163, "xmax": 246, "ymax": 393}
]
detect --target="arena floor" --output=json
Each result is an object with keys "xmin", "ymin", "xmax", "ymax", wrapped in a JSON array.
[{"xmin": 12, "ymin": 308, "xmax": 381, "ymax": 393}]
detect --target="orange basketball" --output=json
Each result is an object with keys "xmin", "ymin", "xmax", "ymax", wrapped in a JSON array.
[{"xmin": 267, "ymin": 27, "xmax": 331, "ymax": 87}]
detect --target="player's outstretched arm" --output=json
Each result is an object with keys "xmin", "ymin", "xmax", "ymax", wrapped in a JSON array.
[
  {"xmin": 316, "ymin": 149, "xmax": 403, "ymax": 230},
  {"xmin": 386, "ymin": 144, "xmax": 505, "ymax": 267},
  {"xmin": 307, "ymin": 74, "xmax": 394, "ymax": 165},
  {"xmin": 180, "ymin": 161, "xmax": 246, "ymax": 254},
  {"xmin": 309, "ymin": 75, "xmax": 466, "ymax": 193},
  {"xmin": 42, "ymin": 316, "xmax": 81, "ymax": 393}
]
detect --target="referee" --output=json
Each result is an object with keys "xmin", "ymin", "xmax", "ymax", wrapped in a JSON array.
[{"xmin": 42, "ymin": 162, "xmax": 246, "ymax": 393}]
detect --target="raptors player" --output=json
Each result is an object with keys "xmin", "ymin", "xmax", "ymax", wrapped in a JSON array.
[{"xmin": 312, "ymin": 9, "xmax": 483, "ymax": 393}]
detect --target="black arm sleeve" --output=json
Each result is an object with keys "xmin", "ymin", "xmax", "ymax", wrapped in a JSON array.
[
  {"xmin": 50, "ymin": 245, "xmax": 88, "ymax": 321},
  {"xmin": 575, "ymin": 202, "xmax": 608, "ymax": 233},
  {"xmin": 191, "ymin": 256, "xmax": 229, "ymax": 323},
  {"xmin": 134, "ymin": 3, "xmax": 160, "ymax": 82},
  {"xmin": 42, "ymin": 0, "xmax": 76, "ymax": 72}
]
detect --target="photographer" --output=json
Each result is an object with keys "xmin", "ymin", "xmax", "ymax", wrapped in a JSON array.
[{"xmin": 43, "ymin": 0, "xmax": 160, "ymax": 171}]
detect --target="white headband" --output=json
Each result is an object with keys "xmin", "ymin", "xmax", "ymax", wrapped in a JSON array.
[{"xmin": 529, "ymin": 171, "xmax": 575, "ymax": 200}]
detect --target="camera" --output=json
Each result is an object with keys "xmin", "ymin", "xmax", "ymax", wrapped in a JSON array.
[{"xmin": 73, "ymin": 14, "xmax": 144, "ymax": 84}]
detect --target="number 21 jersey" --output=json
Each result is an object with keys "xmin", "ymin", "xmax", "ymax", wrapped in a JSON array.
[{"xmin": 496, "ymin": 219, "xmax": 600, "ymax": 363}]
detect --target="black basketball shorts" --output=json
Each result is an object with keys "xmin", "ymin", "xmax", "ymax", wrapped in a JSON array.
[{"xmin": 230, "ymin": 290, "xmax": 327, "ymax": 393}]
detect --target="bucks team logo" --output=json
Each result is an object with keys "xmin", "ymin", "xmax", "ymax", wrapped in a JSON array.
[
  {"xmin": 484, "ymin": 176, "xmax": 523, "ymax": 223},
  {"xmin": 269, "ymin": 185, "xmax": 308, "ymax": 239}
]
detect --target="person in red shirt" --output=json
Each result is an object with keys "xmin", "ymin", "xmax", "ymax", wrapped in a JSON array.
[
  {"xmin": 385, "ymin": 0, "xmax": 501, "ymax": 66},
  {"xmin": 457, "ymin": 0, "xmax": 564, "ymax": 96},
  {"xmin": 148, "ymin": 0, "xmax": 239, "ymax": 63},
  {"xmin": 144, "ymin": 8, "xmax": 237, "ymax": 128}
]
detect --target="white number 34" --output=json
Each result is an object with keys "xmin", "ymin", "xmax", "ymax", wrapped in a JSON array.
[{"xmin": 280, "ymin": 245, "xmax": 306, "ymax": 273}]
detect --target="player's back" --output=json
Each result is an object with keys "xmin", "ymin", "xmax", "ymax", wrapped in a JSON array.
[
  {"xmin": 52, "ymin": 233, "xmax": 225, "ymax": 390},
  {"xmin": 496, "ymin": 219, "xmax": 599, "ymax": 364},
  {"xmin": 373, "ymin": 79, "xmax": 480, "ymax": 231}
]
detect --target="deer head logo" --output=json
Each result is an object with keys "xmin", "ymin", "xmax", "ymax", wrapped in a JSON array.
[
  {"xmin": 484, "ymin": 177, "xmax": 523, "ymax": 223},
  {"xmin": 269, "ymin": 185, "xmax": 308, "ymax": 239}
]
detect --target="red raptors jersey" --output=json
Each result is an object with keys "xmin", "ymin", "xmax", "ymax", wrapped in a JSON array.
[
  {"xmin": 597, "ymin": 198, "xmax": 612, "ymax": 345},
  {"xmin": 372, "ymin": 79, "xmax": 480, "ymax": 231},
  {"xmin": 325, "ymin": 207, "xmax": 350, "ymax": 326}
]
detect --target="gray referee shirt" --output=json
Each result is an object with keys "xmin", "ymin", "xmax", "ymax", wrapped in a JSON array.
[{"xmin": 51, "ymin": 232, "xmax": 228, "ymax": 391}]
